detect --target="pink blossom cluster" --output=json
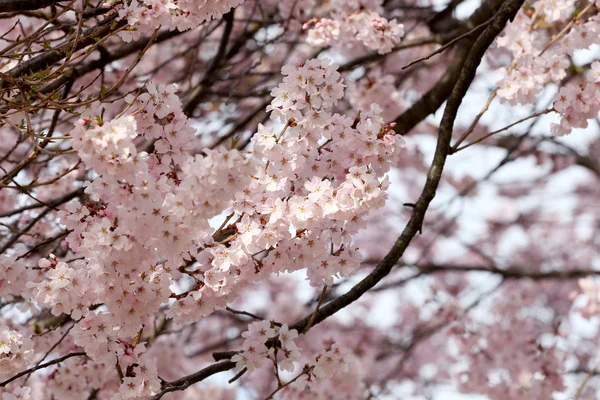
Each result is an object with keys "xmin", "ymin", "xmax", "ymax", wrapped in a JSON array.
[
  {"xmin": 28, "ymin": 257, "xmax": 90, "ymax": 319},
  {"xmin": 118, "ymin": 0, "xmax": 245, "ymax": 42},
  {"xmin": 2, "ymin": 387, "xmax": 32, "ymax": 400},
  {"xmin": 496, "ymin": 5, "xmax": 600, "ymax": 135},
  {"xmin": 575, "ymin": 277, "xmax": 600, "ymax": 318},
  {"xmin": 0, "ymin": 326, "xmax": 34, "ymax": 377},
  {"xmin": 70, "ymin": 116, "xmax": 139, "ymax": 181},
  {"xmin": 305, "ymin": 11, "xmax": 404, "ymax": 55},
  {"xmin": 233, "ymin": 320, "xmax": 356, "ymax": 397},
  {"xmin": 112, "ymin": 354, "xmax": 161, "ymax": 400},
  {"xmin": 70, "ymin": 314, "xmax": 161, "ymax": 398},
  {"xmin": 44, "ymin": 354, "xmax": 114, "ymax": 400},
  {"xmin": 286, "ymin": 342, "xmax": 355, "ymax": 397},
  {"xmin": 0, "ymin": 257, "xmax": 29, "ymax": 300},
  {"xmin": 551, "ymin": 61, "xmax": 600, "ymax": 136},
  {"xmin": 124, "ymin": 83, "xmax": 195, "ymax": 167},
  {"xmin": 168, "ymin": 58, "xmax": 404, "ymax": 322},
  {"xmin": 277, "ymin": 0, "xmax": 315, "ymax": 21},
  {"xmin": 347, "ymin": 71, "xmax": 404, "ymax": 121},
  {"xmin": 532, "ymin": 0, "xmax": 577, "ymax": 22},
  {"xmin": 17, "ymin": 57, "xmax": 404, "ymax": 392},
  {"xmin": 232, "ymin": 320, "xmax": 300, "ymax": 373},
  {"xmin": 312, "ymin": 343, "xmax": 354, "ymax": 381},
  {"xmin": 496, "ymin": 12, "xmax": 569, "ymax": 106}
]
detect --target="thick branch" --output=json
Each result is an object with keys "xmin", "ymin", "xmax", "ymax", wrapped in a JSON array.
[
  {"xmin": 38, "ymin": 28, "xmax": 182, "ymax": 96},
  {"xmin": 152, "ymin": 361, "xmax": 236, "ymax": 400},
  {"xmin": 393, "ymin": 0, "xmax": 507, "ymax": 135},
  {"xmin": 2, "ymin": 11, "xmax": 121, "ymax": 82},
  {"xmin": 155, "ymin": 4, "xmax": 527, "ymax": 394},
  {"xmin": 422, "ymin": 264, "xmax": 600, "ymax": 279},
  {"xmin": 290, "ymin": 0, "xmax": 525, "ymax": 334},
  {"xmin": 370, "ymin": 263, "xmax": 600, "ymax": 291},
  {"xmin": 0, "ymin": 0, "xmax": 63, "ymax": 13},
  {"xmin": 183, "ymin": 10, "xmax": 235, "ymax": 116}
]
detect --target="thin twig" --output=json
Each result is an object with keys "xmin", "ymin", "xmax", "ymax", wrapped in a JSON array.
[
  {"xmin": 539, "ymin": 2, "xmax": 595, "ymax": 56},
  {"xmin": 0, "ymin": 352, "xmax": 86, "ymax": 387},
  {"xmin": 452, "ymin": 108, "xmax": 554, "ymax": 153},
  {"xmin": 303, "ymin": 286, "xmax": 327, "ymax": 334},
  {"xmin": 402, "ymin": 18, "xmax": 493, "ymax": 69},
  {"xmin": 575, "ymin": 359, "xmax": 600, "ymax": 399},
  {"xmin": 264, "ymin": 366, "xmax": 313, "ymax": 400},
  {"xmin": 24, "ymin": 323, "xmax": 75, "ymax": 383}
]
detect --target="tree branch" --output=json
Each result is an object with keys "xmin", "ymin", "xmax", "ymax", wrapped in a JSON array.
[
  {"xmin": 152, "ymin": 360, "xmax": 236, "ymax": 400},
  {"xmin": 0, "ymin": 352, "xmax": 86, "ymax": 387},
  {"xmin": 0, "ymin": 0, "xmax": 63, "ymax": 13},
  {"xmin": 151, "ymin": 4, "xmax": 527, "ymax": 396},
  {"xmin": 393, "ymin": 0, "xmax": 507, "ymax": 135},
  {"xmin": 183, "ymin": 9, "xmax": 236, "ymax": 116},
  {"xmin": 290, "ymin": 0, "xmax": 525, "ymax": 334},
  {"xmin": 2, "ymin": 10, "xmax": 121, "ymax": 83},
  {"xmin": 368, "ymin": 263, "xmax": 600, "ymax": 292}
]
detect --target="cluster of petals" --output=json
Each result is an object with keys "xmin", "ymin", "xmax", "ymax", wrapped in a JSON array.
[
  {"xmin": 550, "ymin": 62, "xmax": 600, "ymax": 136},
  {"xmin": 347, "ymin": 71, "xmax": 403, "ymax": 121},
  {"xmin": 312, "ymin": 343, "xmax": 354, "ymax": 380},
  {"xmin": 0, "ymin": 256, "xmax": 30, "ymax": 300},
  {"xmin": 305, "ymin": 10, "xmax": 404, "ymax": 54},
  {"xmin": 28, "ymin": 258, "xmax": 91, "ymax": 319},
  {"xmin": 233, "ymin": 321, "xmax": 356, "ymax": 395},
  {"xmin": 22, "ymin": 57, "xmax": 404, "ymax": 382},
  {"xmin": 496, "ymin": 12, "xmax": 569, "ymax": 106},
  {"xmin": 232, "ymin": 321, "xmax": 301, "ymax": 373},
  {"xmin": 2, "ymin": 386, "xmax": 32, "ymax": 400},
  {"xmin": 0, "ymin": 326, "xmax": 34, "ymax": 377},
  {"xmin": 284, "ymin": 342, "xmax": 356, "ymax": 397},
  {"xmin": 496, "ymin": 8, "xmax": 600, "ymax": 136},
  {"xmin": 533, "ymin": 0, "xmax": 577, "ymax": 22},
  {"xmin": 119, "ymin": 0, "xmax": 245, "ymax": 42},
  {"xmin": 112, "ymin": 355, "xmax": 161, "ymax": 400},
  {"xmin": 124, "ymin": 83, "xmax": 195, "ymax": 167},
  {"xmin": 70, "ymin": 115, "xmax": 139, "ymax": 178}
]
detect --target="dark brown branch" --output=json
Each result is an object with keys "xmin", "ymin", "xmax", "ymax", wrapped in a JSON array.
[
  {"xmin": 0, "ymin": 352, "xmax": 86, "ymax": 387},
  {"xmin": 38, "ymin": 28, "xmax": 182, "ymax": 96},
  {"xmin": 0, "ymin": 206, "xmax": 52, "ymax": 254},
  {"xmin": 369, "ymin": 263, "xmax": 600, "ymax": 292},
  {"xmin": 393, "ymin": 0, "xmax": 507, "ymax": 135},
  {"xmin": 0, "ymin": 0, "xmax": 63, "ymax": 13},
  {"xmin": 2, "ymin": 11, "xmax": 121, "ymax": 82},
  {"xmin": 152, "ymin": 360, "xmax": 237, "ymax": 400},
  {"xmin": 0, "ymin": 187, "xmax": 83, "ymax": 218},
  {"xmin": 151, "ymin": 4, "xmax": 527, "ymax": 394},
  {"xmin": 290, "ymin": 0, "xmax": 525, "ymax": 334},
  {"xmin": 420, "ymin": 264, "xmax": 600, "ymax": 280},
  {"xmin": 183, "ymin": 9, "xmax": 235, "ymax": 116}
]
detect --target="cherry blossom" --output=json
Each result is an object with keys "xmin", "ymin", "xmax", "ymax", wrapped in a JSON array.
[
  {"xmin": 2, "ymin": 0, "xmax": 600, "ymax": 399},
  {"xmin": 0, "ymin": 327, "xmax": 34, "ymax": 378}
]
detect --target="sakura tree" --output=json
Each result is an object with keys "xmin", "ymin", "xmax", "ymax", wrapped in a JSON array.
[{"xmin": 0, "ymin": 0, "xmax": 599, "ymax": 399}]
